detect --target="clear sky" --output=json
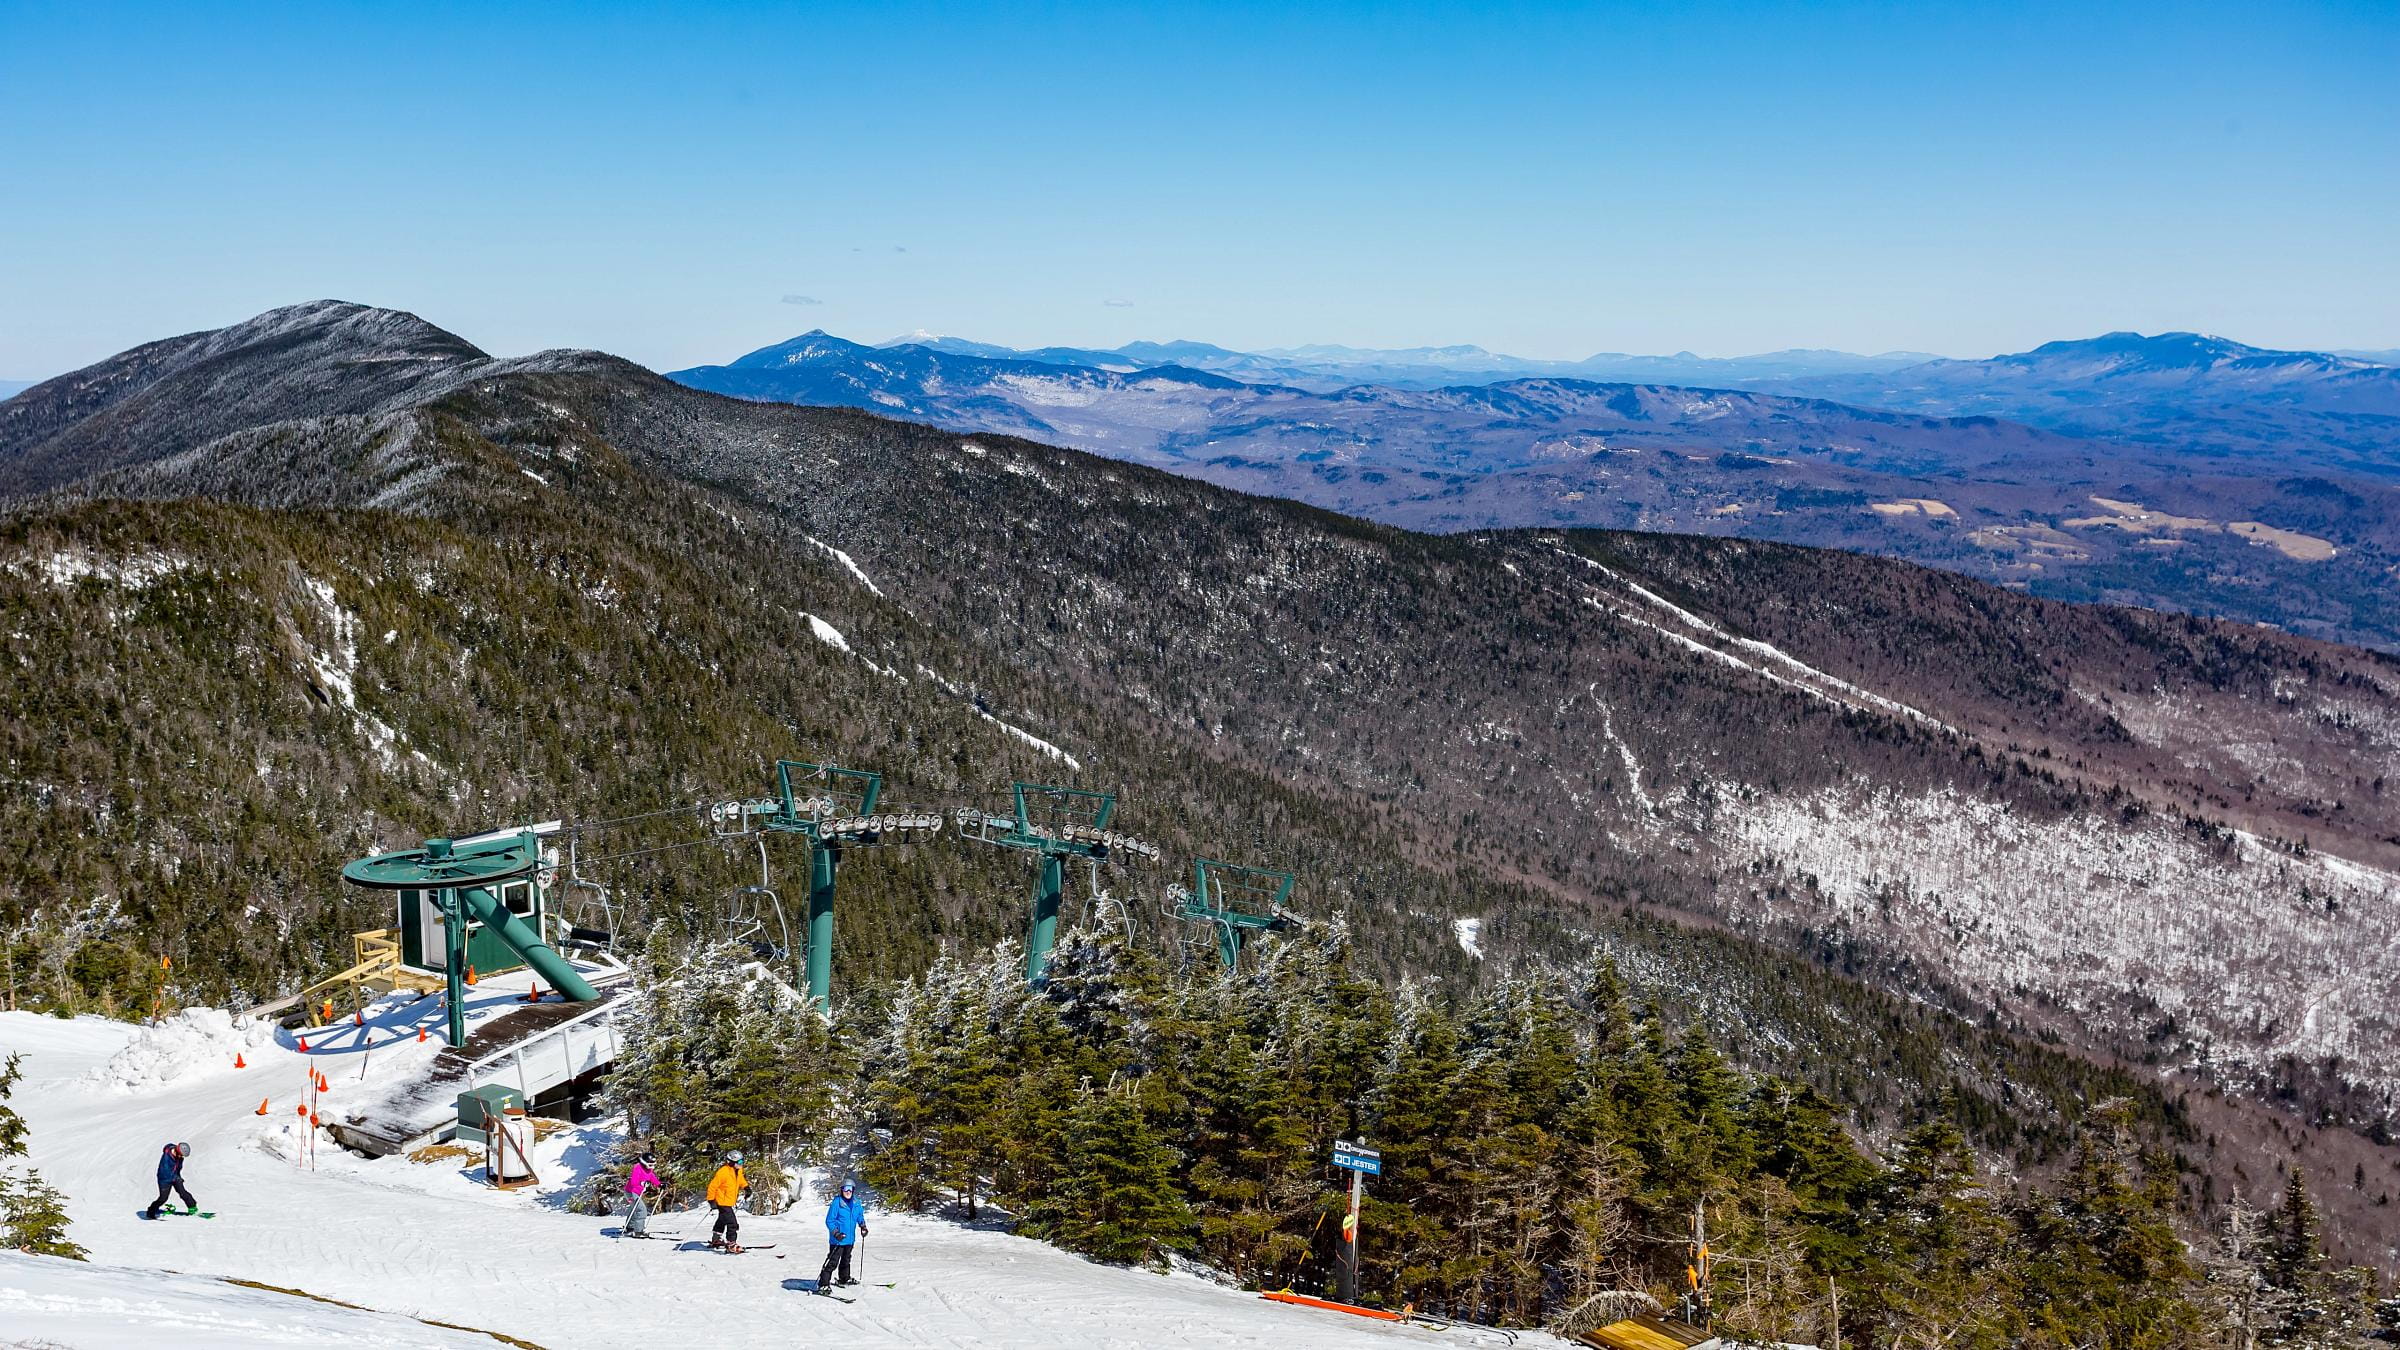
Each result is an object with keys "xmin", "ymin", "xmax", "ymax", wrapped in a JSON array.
[{"xmin": 3, "ymin": 0, "xmax": 2395, "ymax": 378}]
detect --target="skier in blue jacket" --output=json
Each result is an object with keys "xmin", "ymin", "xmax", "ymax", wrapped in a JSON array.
[
  {"xmin": 815, "ymin": 1179, "xmax": 869, "ymax": 1293},
  {"xmin": 145, "ymin": 1142, "xmax": 196, "ymax": 1219}
]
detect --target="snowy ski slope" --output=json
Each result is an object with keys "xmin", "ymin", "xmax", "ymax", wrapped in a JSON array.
[{"xmin": 0, "ymin": 1008, "xmax": 1545, "ymax": 1348}]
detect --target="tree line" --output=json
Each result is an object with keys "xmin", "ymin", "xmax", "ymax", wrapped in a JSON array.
[{"xmin": 598, "ymin": 924, "xmax": 2398, "ymax": 1347}]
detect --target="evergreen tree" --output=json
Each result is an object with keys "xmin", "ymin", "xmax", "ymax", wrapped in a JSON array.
[
  {"xmin": 600, "ymin": 942, "xmax": 835, "ymax": 1208},
  {"xmin": 1854, "ymin": 1117, "xmax": 2016, "ymax": 1350},
  {"xmin": 1365, "ymin": 994, "xmax": 1472, "ymax": 1304},
  {"xmin": 0, "ymin": 1053, "xmax": 84, "ymax": 1259},
  {"xmin": 2012, "ymin": 1101, "xmax": 2201, "ymax": 1349},
  {"xmin": 2268, "ymin": 1168, "xmax": 2323, "ymax": 1300},
  {"xmin": 1176, "ymin": 977, "xmax": 1316, "ymax": 1285},
  {"xmin": 1025, "ymin": 1086, "xmax": 1195, "ymax": 1269}
]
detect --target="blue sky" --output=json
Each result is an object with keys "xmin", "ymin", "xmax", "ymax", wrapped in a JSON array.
[{"xmin": 3, "ymin": 0, "xmax": 2395, "ymax": 377}]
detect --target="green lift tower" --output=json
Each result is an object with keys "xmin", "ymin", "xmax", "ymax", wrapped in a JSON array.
[
  {"xmin": 342, "ymin": 833, "xmax": 600, "ymax": 1047},
  {"xmin": 954, "ymin": 782, "xmax": 1159, "ymax": 984},
  {"xmin": 761, "ymin": 759, "xmax": 942, "ymax": 1012},
  {"xmin": 1172, "ymin": 858, "xmax": 1302, "ymax": 970}
]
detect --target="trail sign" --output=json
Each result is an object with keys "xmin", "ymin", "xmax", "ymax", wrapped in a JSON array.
[
  {"xmin": 1333, "ymin": 1140, "xmax": 1381, "ymax": 1175},
  {"xmin": 1331, "ymin": 1139, "xmax": 1379, "ymax": 1303}
]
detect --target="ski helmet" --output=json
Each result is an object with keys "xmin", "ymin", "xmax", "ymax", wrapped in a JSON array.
[
  {"xmin": 637, "ymin": 1151, "xmax": 655, "ymax": 1166},
  {"xmin": 726, "ymin": 1150, "xmax": 744, "ymax": 1164},
  {"xmin": 175, "ymin": 1142, "xmax": 191, "ymax": 1155},
  {"xmin": 840, "ymin": 1179, "xmax": 854, "ymax": 1193}
]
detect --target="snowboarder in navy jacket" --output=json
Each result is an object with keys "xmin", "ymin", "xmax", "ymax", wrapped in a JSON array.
[
  {"xmin": 816, "ymin": 1179, "xmax": 868, "ymax": 1291},
  {"xmin": 146, "ymin": 1142, "xmax": 195, "ymax": 1218}
]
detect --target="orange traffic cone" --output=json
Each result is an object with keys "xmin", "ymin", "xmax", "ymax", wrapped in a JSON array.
[
  {"xmin": 353, "ymin": 1011, "xmax": 363, "ymax": 1027},
  {"xmin": 255, "ymin": 1098, "xmax": 269, "ymax": 1115},
  {"xmin": 234, "ymin": 1053, "xmax": 246, "ymax": 1069},
  {"xmin": 417, "ymin": 1026, "xmax": 428, "ymax": 1043},
  {"xmin": 465, "ymin": 965, "xmax": 477, "ymax": 987},
  {"xmin": 315, "ymin": 1071, "xmax": 329, "ymax": 1092},
  {"xmin": 297, "ymin": 1036, "xmax": 310, "ymax": 1052}
]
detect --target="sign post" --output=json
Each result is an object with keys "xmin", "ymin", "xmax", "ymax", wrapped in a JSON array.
[{"xmin": 1331, "ymin": 1139, "xmax": 1380, "ymax": 1305}]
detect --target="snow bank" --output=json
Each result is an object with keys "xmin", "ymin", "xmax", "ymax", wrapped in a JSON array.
[
  {"xmin": 0, "ymin": 1250, "xmax": 507, "ymax": 1348},
  {"xmin": 77, "ymin": 1007, "xmax": 283, "ymax": 1095}
]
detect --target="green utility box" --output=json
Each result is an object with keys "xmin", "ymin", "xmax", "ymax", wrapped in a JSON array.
[
  {"xmin": 397, "ymin": 874, "xmax": 547, "ymax": 979},
  {"xmin": 455, "ymin": 1085, "xmax": 525, "ymax": 1144}
]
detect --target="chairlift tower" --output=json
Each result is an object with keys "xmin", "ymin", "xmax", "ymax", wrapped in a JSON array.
[
  {"xmin": 759, "ymin": 759, "xmax": 942, "ymax": 1012},
  {"xmin": 1171, "ymin": 858, "xmax": 1302, "ymax": 971},
  {"xmin": 953, "ymin": 782, "xmax": 1159, "ymax": 984},
  {"xmin": 341, "ymin": 833, "xmax": 600, "ymax": 1047}
]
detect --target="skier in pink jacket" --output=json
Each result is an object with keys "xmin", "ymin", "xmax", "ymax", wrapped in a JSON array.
[{"xmin": 621, "ymin": 1151, "xmax": 662, "ymax": 1239}]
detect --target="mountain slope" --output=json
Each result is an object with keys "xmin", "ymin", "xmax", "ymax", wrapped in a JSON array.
[
  {"xmin": 0, "ymin": 301, "xmax": 503, "ymax": 499},
  {"xmin": 9, "ymin": 302, "xmax": 2400, "ymax": 1264},
  {"xmin": 2, "ymin": 1011, "xmax": 1472, "ymax": 1349}
]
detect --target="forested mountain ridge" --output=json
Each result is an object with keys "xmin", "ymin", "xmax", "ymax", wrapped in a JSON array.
[
  {"xmin": 5, "ymin": 302, "xmax": 2399, "ymax": 1270},
  {"xmin": 671, "ymin": 329, "xmax": 2400, "ymax": 651}
]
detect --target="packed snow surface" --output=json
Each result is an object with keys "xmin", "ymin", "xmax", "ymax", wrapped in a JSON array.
[
  {"xmin": 0, "ymin": 1249, "xmax": 506, "ymax": 1348},
  {"xmin": 0, "ymin": 1009, "xmax": 1529, "ymax": 1348}
]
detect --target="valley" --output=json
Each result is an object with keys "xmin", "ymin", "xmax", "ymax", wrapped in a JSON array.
[{"xmin": 668, "ymin": 331, "xmax": 2400, "ymax": 651}]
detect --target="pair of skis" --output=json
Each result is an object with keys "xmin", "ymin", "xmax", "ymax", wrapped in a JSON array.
[{"xmin": 812, "ymin": 1280, "xmax": 893, "ymax": 1304}]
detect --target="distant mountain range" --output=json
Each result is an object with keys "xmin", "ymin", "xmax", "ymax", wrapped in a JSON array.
[
  {"xmin": 869, "ymin": 331, "xmax": 1943, "ymax": 391},
  {"xmin": 1783, "ymin": 332, "xmax": 2400, "ymax": 472},
  {"xmin": 671, "ymin": 330, "xmax": 2400, "ymax": 649}
]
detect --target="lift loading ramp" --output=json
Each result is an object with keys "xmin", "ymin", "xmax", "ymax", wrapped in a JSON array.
[{"xmin": 322, "ymin": 961, "xmax": 633, "ymax": 1157}]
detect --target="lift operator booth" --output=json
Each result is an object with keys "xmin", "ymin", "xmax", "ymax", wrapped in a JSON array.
[
  {"xmin": 394, "ymin": 839, "xmax": 550, "ymax": 979},
  {"xmin": 343, "ymin": 824, "xmax": 597, "ymax": 1047}
]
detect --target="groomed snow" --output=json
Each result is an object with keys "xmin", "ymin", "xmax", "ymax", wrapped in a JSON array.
[
  {"xmin": 0, "ymin": 1009, "xmax": 1535, "ymax": 1348},
  {"xmin": 0, "ymin": 1249, "xmax": 509, "ymax": 1348}
]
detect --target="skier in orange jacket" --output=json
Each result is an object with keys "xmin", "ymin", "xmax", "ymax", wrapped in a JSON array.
[{"xmin": 706, "ymin": 1151, "xmax": 747, "ymax": 1252}]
